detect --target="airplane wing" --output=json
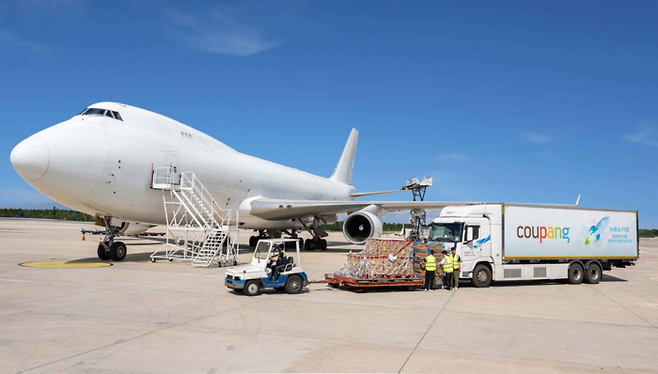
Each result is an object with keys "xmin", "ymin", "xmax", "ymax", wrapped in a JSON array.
[{"xmin": 248, "ymin": 198, "xmax": 472, "ymax": 220}]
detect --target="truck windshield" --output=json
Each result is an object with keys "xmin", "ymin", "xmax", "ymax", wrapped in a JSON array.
[
  {"xmin": 254, "ymin": 241, "xmax": 270, "ymax": 260},
  {"xmin": 429, "ymin": 223, "xmax": 463, "ymax": 242}
]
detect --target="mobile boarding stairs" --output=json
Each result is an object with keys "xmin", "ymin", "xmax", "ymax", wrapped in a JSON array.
[{"xmin": 149, "ymin": 167, "xmax": 239, "ymax": 267}]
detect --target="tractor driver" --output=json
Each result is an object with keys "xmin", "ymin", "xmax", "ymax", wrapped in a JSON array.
[
  {"xmin": 268, "ymin": 248, "xmax": 280, "ymax": 279},
  {"xmin": 271, "ymin": 244, "xmax": 289, "ymax": 282}
]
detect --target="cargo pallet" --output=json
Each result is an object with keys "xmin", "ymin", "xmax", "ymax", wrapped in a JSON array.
[{"xmin": 313, "ymin": 273, "xmax": 424, "ymax": 292}]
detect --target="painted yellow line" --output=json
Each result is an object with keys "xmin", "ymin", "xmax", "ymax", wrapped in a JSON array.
[{"xmin": 19, "ymin": 261, "xmax": 112, "ymax": 269}]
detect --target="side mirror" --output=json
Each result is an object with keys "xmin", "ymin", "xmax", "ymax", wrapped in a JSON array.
[{"xmin": 464, "ymin": 226, "xmax": 474, "ymax": 244}]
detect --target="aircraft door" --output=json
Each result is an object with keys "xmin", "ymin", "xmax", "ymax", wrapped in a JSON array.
[{"xmin": 163, "ymin": 153, "xmax": 179, "ymax": 186}]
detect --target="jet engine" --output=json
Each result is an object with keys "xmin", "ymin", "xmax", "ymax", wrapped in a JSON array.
[
  {"xmin": 122, "ymin": 223, "xmax": 154, "ymax": 236},
  {"xmin": 343, "ymin": 210, "xmax": 383, "ymax": 244}
]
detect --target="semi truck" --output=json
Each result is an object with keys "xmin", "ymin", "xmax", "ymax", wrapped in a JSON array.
[{"xmin": 429, "ymin": 204, "xmax": 639, "ymax": 287}]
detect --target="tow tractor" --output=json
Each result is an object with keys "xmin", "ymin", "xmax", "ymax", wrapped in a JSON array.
[{"xmin": 225, "ymin": 239, "xmax": 308, "ymax": 296}]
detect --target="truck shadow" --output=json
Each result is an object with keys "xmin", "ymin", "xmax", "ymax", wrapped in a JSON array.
[{"xmin": 454, "ymin": 275, "xmax": 628, "ymax": 288}]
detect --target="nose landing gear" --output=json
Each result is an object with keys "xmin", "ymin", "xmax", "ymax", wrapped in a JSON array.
[{"xmin": 96, "ymin": 217, "xmax": 129, "ymax": 262}]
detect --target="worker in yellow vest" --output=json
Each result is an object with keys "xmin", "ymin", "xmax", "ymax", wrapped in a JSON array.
[
  {"xmin": 450, "ymin": 246, "xmax": 461, "ymax": 290},
  {"xmin": 440, "ymin": 250, "xmax": 454, "ymax": 290},
  {"xmin": 423, "ymin": 249, "xmax": 437, "ymax": 292}
]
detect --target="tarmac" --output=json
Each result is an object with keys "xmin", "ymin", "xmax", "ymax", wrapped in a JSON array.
[{"xmin": 0, "ymin": 218, "xmax": 657, "ymax": 373}]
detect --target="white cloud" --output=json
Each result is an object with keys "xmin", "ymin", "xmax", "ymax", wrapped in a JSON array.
[
  {"xmin": 0, "ymin": 30, "xmax": 47, "ymax": 52},
  {"xmin": 165, "ymin": 8, "xmax": 281, "ymax": 56},
  {"xmin": 523, "ymin": 132, "xmax": 551, "ymax": 144},
  {"xmin": 624, "ymin": 123, "xmax": 658, "ymax": 147},
  {"xmin": 437, "ymin": 153, "xmax": 465, "ymax": 161}
]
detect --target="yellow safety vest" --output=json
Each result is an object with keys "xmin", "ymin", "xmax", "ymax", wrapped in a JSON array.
[
  {"xmin": 425, "ymin": 255, "xmax": 436, "ymax": 272},
  {"xmin": 450, "ymin": 253, "xmax": 460, "ymax": 270},
  {"xmin": 442, "ymin": 256, "xmax": 453, "ymax": 273}
]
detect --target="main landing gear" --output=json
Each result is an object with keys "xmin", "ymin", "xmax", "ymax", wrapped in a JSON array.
[
  {"xmin": 97, "ymin": 218, "xmax": 129, "ymax": 262},
  {"xmin": 304, "ymin": 237, "xmax": 327, "ymax": 251},
  {"xmin": 249, "ymin": 230, "xmax": 304, "ymax": 250},
  {"xmin": 303, "ymin": 217, "xmax": 328, "ymax": 251}
]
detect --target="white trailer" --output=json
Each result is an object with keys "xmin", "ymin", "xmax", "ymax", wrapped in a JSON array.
[{"xmin": 430, "ymin": 204, "xmax": 639, "ymax": 287}]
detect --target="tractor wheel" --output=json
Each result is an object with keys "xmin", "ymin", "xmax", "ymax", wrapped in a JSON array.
[
  {"xmin": 285, "ymin": 275, "xmax": 304, "ymax": 294},
  {"xmin": 244, "ymin": 280, "xmax": 261, "ymax": 296}
]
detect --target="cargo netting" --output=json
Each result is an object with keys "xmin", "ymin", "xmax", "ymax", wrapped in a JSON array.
[{"xmin": 334, "ymin": 238, "xmax": 416, "ymax": 279}]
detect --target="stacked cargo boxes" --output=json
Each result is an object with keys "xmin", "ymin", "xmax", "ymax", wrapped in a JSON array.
[
  {"xmin": 338, "ymin": 238, "xmax": 416, "ymax": 279},
  {"xmin": 412, "ymin": 242, "xmax": 445, "ymax": 287}
]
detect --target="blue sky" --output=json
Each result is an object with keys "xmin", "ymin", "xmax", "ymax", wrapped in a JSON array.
[{"xmin": 1, "ymin": 1, "xmax": 657, "ymax": 227}]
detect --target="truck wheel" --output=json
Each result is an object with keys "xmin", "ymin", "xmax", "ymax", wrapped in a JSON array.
[
  {"xmin": 244, "ymin": 280, "xmax": 261, "ymax": 296},
  {"xmin": 471, "ymin": 264, "xmax": 492, "ymax": 288},
  {"xmin": 567, "ymin": 263, "xmax": 584, "ymax": 284},
  {"xmin": 285, "ymin": 275, "xmax": 303, "ymax": 294},
  {"xmin": 584, "ymin": 263, "xmax": 601, "ymax": 284}
]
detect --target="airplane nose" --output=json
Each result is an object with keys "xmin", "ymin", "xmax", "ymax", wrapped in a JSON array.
[{"xmin": 10, "ymin": 136, "xmax": 50, "ymax": 181}]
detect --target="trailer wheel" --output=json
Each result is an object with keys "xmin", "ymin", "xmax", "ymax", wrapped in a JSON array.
[
  {"xmin": 244, "ymin": 280, "xmax": 261, "ymax": 296},
  {"xmin": 285, "ymin": 275, "xmax": 303, "ymax": 294},
  {"xmin": 584, "ymin": 262, "xmax": 601, "ymax": 284},
  {"xmin": 471, "ymin": 264, "xmax": 492, "ymax": 288},
  {"xmin": 567, "ymin": 263, "xmax": 584, "ymax": 284}
]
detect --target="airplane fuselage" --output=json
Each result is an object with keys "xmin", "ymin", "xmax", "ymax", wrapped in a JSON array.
[{"xmin": 11, "ymin": 102, "xmax": 354, "ymax": 229}]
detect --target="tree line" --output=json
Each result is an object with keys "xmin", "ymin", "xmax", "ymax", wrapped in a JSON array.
[{"xmin": 0, "ymin": 208, "xmax": 95, "ymax": 222}]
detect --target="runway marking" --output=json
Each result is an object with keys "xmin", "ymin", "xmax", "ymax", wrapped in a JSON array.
[
  {"xmin": 19, "ymin": 261, "xmax": 112, "ymax": 269},
  {"xmin": 637, "ymin": 303, "xmax": 658, "ymax": 308}
]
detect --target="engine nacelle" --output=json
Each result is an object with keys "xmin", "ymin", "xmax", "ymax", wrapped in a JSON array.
[
  {"xmin": 343, "ymin": 210, "xmax": 383, "ymax": 244},
  {"xmin": 122, "ymin": 223, "xmax": 154, "ymax": 236}
]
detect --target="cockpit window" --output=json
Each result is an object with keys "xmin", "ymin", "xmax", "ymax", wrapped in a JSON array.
[
  {"xmin": 80, "ymin": 108, "xmax": 123, "ymax": 121},
  {"xmin": 82, "ymin": 108, "xmax": 106, "ymax": 116}
]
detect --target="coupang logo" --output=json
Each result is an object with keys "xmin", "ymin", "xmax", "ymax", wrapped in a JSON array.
[
  {"xmin": 516, "ymin": 225, "xmax": 570, "ymax": 243},
  {"xmin": 584, "ymin": 217, "xmax": 609, "ymax": 246}
]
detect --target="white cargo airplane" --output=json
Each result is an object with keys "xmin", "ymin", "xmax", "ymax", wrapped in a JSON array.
[{"xmin": 10, "ymin": 102, "xmax": 460, "ymax": 261}]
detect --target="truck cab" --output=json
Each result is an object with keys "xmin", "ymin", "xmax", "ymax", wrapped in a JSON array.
[
  {"xmin": 225, "ymin": 239, "xmax": 308, "ymax": 296},
  {"xmin": 429, "ymin": 205, "xmax": 497, "ymax": 287}
]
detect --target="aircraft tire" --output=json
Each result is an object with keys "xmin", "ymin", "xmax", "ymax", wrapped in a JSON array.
[
  {"xmin": 304, "ymin": 240, "xmax": 314, "ymax": 251},
  {"xmin": 97, "ymin": 243, "xmax": 110, "ymax": 261},
  {"xmin": 249, "ymin": 236, "xmax": 258, "ymax": 247},
  {"xmin": 321, "ymin": 239, "xmax": 327, "ymax": 250},
  {"xmin": 110, "ymin": 242, "xmax": 127, "ymax": 261}
]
